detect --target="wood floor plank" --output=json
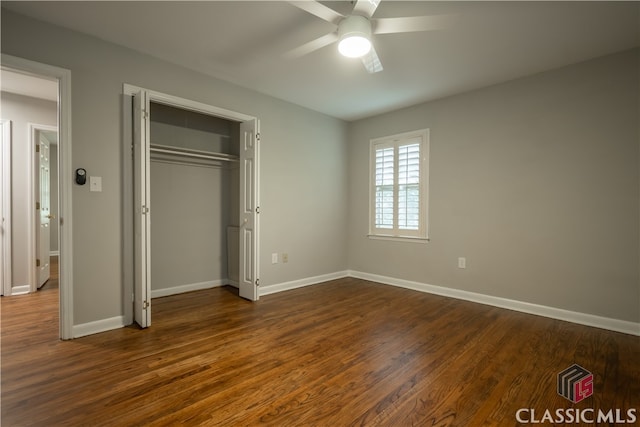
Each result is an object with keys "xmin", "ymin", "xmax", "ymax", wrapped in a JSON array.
[{"xmin": 2, "ymin": 273, "xmax": 638, "ymax": 426}]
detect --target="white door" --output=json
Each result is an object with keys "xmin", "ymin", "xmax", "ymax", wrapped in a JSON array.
[
  {"xmin": 0, "ymin": 120, "xmax": 11, "ymax": 296},
  {"xmin": 133, "ymin": 92, "xmax": 151, "ymax": 327},
  {"xmin": 239, "ymin": 119, "xmax": 259, "ymax": 301},
  {"xmin": 36, "ymin": 132, "xmax": 51, "ymax": 288}
]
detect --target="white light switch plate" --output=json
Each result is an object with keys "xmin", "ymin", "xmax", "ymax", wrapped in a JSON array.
[{"xmin": 90, "ymin": 176, "xmax": 102, "ymax": 192}]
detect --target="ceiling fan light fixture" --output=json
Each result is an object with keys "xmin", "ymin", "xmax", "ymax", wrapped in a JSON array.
[
  {"xmin": 338, "ymin": 36, "xmax": 371, "ymax": 58},
  {"xmin": 337, "ymin": 15, "xmax": 372, "ymax": 58}
]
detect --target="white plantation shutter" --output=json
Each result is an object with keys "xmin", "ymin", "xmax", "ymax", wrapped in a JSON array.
[
  {"xmin": 375, "ymin": 145, "xmax": 394, "ymax": 229},
  {"xmin": 370, "ymin": 130, "xmax": 429, "ymax": 239},
  {"xmin": 398, "ymin": 141, "xmax": 420, "ymax": 230}
]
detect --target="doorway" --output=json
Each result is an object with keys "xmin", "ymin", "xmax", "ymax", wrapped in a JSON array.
[
  {"xmin": 33, "ymin": 125, "xmax": 58, "ymax": 290},
  {"xmin": 0, "ymin": 119, "xmax": 11, "ymax": 295},
  {"xmin": 1, "ymin": 54, "xmax": 73, "ymax": 339},
  {"xmin": 123, "ymin": 85, "xmax": 260, "ymax": 328},
  {"xmin": 0, "ymin": 119, "xmax": 11, "ymax": 296}
]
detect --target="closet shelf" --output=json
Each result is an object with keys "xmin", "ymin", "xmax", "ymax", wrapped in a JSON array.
[{"xmin": 150, "ymin": 144, "xmax": 239, "ymax": 163}]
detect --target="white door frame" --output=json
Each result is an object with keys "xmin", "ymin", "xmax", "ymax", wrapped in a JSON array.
[
  {"xmin": 123, "ymin": 84, "xmax": 260, "ymax": 326},
  {"xmin": 1, "ymin": 119, "xmax": 12, "ymax": 296},
  {"xmin": 30, "ymin": 123, "xmax": 58, "ymax": 292},
  {"xmin": 1, "ymin": 54, "xmax": 74, "ymax": 340}
]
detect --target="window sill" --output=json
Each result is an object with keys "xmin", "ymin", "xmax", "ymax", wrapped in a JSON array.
[{"xmin": 367, "ymin": 234, "xmax": 430, "ymax": 244}]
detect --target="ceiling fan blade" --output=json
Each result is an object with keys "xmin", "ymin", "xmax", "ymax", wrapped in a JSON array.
[
  {"xmin": 352, "ymin": 0, "xmax": 381, "ymax": 19},
  {"xmin": 288, "ymin": 1, "xmax": 344, "ymax": 25},
  {"xmin": 361, "ymin": 45, "xmax": 383, "ymax": 74},
  {"xmin": 373, "ymin": 15, "xmax": 454, "ymax": 35},
  {"xmin": 284, "ymin": 32, "xmax": 339, "ymax": 59}
]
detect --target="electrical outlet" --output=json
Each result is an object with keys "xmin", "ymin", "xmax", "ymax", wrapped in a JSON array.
[
  {"xmin": 458, "ymin": 257, "xmax": 466, "ymax": 269},
  {"xmin": 271, "ymin": 253, "xmax": 278, "ymax": 264},
  {"xmin": 282, "ymin": 253, "xmax": 288, "ymax": 263}
]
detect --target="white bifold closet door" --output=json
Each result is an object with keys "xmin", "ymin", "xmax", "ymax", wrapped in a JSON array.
[
  {"xmin": 132, "ymin": 89, "xmax": 260, "ymax": 329},
  {"xmin": 239, "ymin": 119, "xmax": 259, "ymax": 301},
  {"xmin": 133, "ymin": 91, "xmax": 151, "ymax": 328}
]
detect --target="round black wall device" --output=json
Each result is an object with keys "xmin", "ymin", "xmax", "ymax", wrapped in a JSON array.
[{"xmin": 75, "ymin": 168, "xmax": 87, "ymax": 185}]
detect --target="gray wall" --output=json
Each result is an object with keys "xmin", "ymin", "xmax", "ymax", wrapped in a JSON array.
[
  {"xmin": 2, "ymin": 8, "xmax": 637, "ymax": 328},
  {"xmin": 348, "ymin": 49, "xmax": 640, "ymax": 323},
  {"xmin": 0, "ymin": 91, "xmax": 57, "ymax": 288},
  {"xmin": 150, "ymin": 162, "xmax": 234, "ymax": 291},
  {"xmin": 149, "ymin": 109, "xmax": 238, "ymax": 291},
  {"xmin": 1, "ymin": 10, "xmax": 349, "ymax": 325}
]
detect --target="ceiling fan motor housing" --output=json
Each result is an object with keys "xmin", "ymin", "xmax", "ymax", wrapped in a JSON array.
[{"xmin": 338, "ymin": 15, "xmax": 373, "ymax": 57}]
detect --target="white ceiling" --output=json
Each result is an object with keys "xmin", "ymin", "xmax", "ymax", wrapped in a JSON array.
[{"xmin": 2, "ymin": 1, "xmax": 639, "ymax": 121}]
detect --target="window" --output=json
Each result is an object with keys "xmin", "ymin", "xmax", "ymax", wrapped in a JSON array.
[{"xmin": 369, "ymin": 129, "xmax": 429, "ymax": 240}]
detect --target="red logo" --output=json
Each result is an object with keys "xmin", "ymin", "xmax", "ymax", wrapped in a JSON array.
[{"xmin": 558, "ymin": 364, "xmax": 593, "ymax": 403}]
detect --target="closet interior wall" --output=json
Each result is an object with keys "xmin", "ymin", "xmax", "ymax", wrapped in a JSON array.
[{"xmin": 149, "ymin": 102, "xmax": 240, "ymax": 297}]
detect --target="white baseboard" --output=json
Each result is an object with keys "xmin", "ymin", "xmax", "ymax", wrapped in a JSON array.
[
  {"xmin": 348, "ymin": 270, "xmax": 640, "ymax": 336},
  {"xmin": 151, "ymin": 279, "xmax": 229, "ymax": 298},
  {"xmin": 9, "ymin": 285, "xmax": 30, "ymax": 295},
  {"xmin": 73, "ymin": 315, "xmax": 126, "ymax": 338},
  {"xmin": 70, "ymin": 270, "xmax": 638, "ymax": 338},
  {"xmin": 259, "ymin": 271, "xmax": 349, "ymax": 297}
]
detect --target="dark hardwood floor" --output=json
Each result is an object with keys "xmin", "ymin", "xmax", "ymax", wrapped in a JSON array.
[{"xmin": 1, "ymin": 268, "xmax": 638, "ymax": 426}]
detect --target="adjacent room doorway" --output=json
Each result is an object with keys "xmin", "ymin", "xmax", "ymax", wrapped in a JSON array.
[
  {"xmin": 1, "ymin": 54, "xmax": 73, "ymax": 339},
  {"xmin": 33, "ymin": 124, "xmax": 58, "ymax": 289}
]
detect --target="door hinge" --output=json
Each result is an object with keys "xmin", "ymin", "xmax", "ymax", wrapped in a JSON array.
[
  {"xmin": 36, "ymin": 144, "xmax": 40, "ymax": 153},
  {"xmin": 256, "ymin": 132, "xmax": 261, "ymax": 142},
  {"xmin": 60, "ymin": 217, "xmax": 64, "ymax": 226},
  {"xmin": 142, "ymin": 110, "xmax": 149, "ymax": 119},
  {"xmin": 256, "ymin": 206, "xmax": 260, "ymax": 214},
  {"xmin": 143, "ymin": 300, "xmax": 150, "ymax": 309},
  {"xmin": 36, "ymin": 202, "xmax": 40, "ymax": 210},
  {"xmin": 255, "ymin": 279, "xmax": 260, "ymax": 286},
  {"xmin": 142, "ymin": 205, "xmax": 149, "ymax": 214},
  {"xmin": 36, "ymin": 258, "xmax": 41, "ymax": 267}
]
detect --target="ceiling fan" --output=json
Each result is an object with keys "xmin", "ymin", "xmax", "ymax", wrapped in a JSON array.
[{"xmin": 285, "ymin": 0, "xmax": 452, "ymax": 73}]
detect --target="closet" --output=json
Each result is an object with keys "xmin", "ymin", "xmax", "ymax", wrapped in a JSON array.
[
  {"xmin": 128, "ymin": 86, "xmax": 260, "ymax": 328},
  {"xmin": 148, "ymin": 102, "xmax": 239, "ymax": 298}
]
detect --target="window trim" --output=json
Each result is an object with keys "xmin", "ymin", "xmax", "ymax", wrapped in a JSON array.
[{"xmin": 368, "ymin": 129, "xmax": 430, "ymax": 241}]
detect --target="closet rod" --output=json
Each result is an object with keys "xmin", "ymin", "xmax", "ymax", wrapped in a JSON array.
[
  {"xmin": 150, "ymin": 144, "xmax": 238, "ymax": 162},
  {"xmin": 150, "ymin": 158, "xmax": 229, "ymax": 170}
]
